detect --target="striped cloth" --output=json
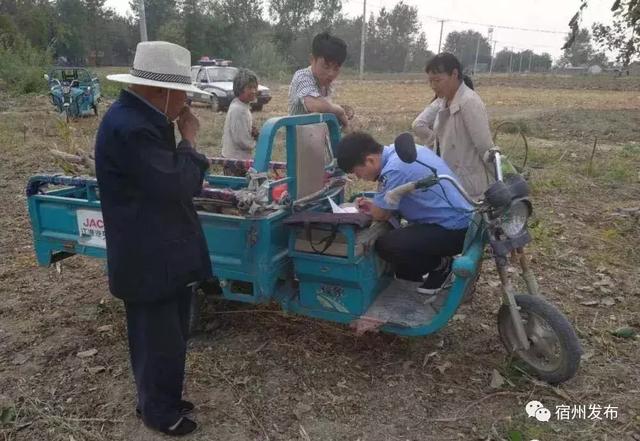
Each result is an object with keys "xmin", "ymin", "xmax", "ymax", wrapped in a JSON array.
[{"xmin": 288, "ymin": 67, "xmax": 332, "ymax": 115}]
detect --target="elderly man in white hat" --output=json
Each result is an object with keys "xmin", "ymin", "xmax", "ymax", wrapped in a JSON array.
[{"xmin": 95, "ymin": 41, "xmax": 212, "ymax": 436}]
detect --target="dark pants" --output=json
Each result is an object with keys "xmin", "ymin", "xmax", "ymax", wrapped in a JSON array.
[
  {"xmin": 223, "ymin": 162, "xmax": 248, "ymax": 177},
  {"xmin": 375, "ymin": 223, "xmax": 467, "ymax": 282},
  {"xmin": 124, "ymin": 286, "xmax": 192, "ymax": 429}
]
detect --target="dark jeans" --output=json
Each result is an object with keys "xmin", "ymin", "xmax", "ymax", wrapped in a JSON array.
[
  {"xmin": 375, "ymin": 223, "xmax": 467, "ymax": 282},
  {"xmin": 124, "ymin": 286, "xmax": 192, "ymax": 429}
]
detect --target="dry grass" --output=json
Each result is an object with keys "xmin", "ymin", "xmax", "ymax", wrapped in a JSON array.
[{"xmin": 1, "ymin": 74, "xmax": 639, "ymax": 441}]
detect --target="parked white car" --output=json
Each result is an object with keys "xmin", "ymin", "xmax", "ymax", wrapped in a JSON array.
[{"xmin": 187, "ymin": 64, "xmax": 272, "ymax": 112}]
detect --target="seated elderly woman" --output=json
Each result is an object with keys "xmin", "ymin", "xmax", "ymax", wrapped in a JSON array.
[{"xmin": 221, "ymin": 68, "xmax": 260, "ymax": 176}]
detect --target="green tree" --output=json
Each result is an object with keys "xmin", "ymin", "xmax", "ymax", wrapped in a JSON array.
[
  {"xmin": 365, "ymin": 1, "xmax": 420, "ymax": 72},
  {"xmin": 55, "ymin": 0, "xmax": 88, "ymax": 64},
  {"xmin": 129, "ymin": 0, "xmax": 177, "ymax": 40},
  {"xmin": 492, "ymin": 49, "xmax": 516, "ymax": 72},
  {"xmin": 156, "ymin": 18, "xmax": 185, "ymax": 46},
  {"xmin": 558, "ymin": 28, "xmax": 607, "ymax": 67},
  {"xmin": 269, "ymin": 0, "xmax": 315, "ymax": 59},
  {"xmin": 407, "ymin": 32, "xmax": 434, "ymax": 72},
  {"xmin": 214, "ymin": 0, "xmax": 268, "ymax": 56},
  {"xmin": 83, "ymin": 0, "xmax": 107, "ymax": 65},
  {"xmin": 566, "ymin": 0, "xmax": 638, "ymax": 66},
  {"xmin": 442, "ymin": 30, "xmax": 491, "ymax": 71}
]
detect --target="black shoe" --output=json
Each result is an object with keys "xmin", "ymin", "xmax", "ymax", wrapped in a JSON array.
[
  {"xmin": 159, "ymin": 417, "xmax": 197, "ymax": 437},
  {"xmin": 417, "ymin": 271, "xmax": 450, "ymax": 295},
  {"xmin": 136, "ymin": 400, "xmax": 195, "ymax": 418}
]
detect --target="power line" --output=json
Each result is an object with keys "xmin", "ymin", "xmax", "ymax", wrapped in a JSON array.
[
  {"xmin": 422, "ymin": 14, "xmax": 567, "ymax": 35},
  {"xmin": 493, "ymin": 40, "xmax": 559, "ymax": 51}
]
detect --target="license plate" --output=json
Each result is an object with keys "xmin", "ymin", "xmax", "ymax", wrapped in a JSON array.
[{"xmin": 76, "ymin": 209, "xmax": 106, "ymax": 248}]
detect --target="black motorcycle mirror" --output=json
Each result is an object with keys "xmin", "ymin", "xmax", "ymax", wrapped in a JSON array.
[
  {"xmin": 394, "ymin": 132, "xmax": 417, "ymax": 163},
  {"xmin": 394, "ymin": 132, "xmax": 439, "ymax": 176}
]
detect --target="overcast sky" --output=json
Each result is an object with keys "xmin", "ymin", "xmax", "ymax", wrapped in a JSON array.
[{"xmin": 104, "ymin": 0, "xmax": 617, "ymax": 60}]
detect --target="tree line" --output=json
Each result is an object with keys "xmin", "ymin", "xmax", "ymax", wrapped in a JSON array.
[{"xmin": 0, "ymin": 0, "xmax": 558, "ymax": 77}]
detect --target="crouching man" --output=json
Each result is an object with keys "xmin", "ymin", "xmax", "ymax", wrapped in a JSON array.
[{"xmin": 334, "ymin": 132, "xmax": 472, "ymax": 294}]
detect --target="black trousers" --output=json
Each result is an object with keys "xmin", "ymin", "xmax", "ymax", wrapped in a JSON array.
[
  {"xmin": 124, "ymin": 286, "xmax": 192, "ymax": 429},
  {"xmin": 375, "ymin": 223, "xmax": 467, "ymax": 282}
]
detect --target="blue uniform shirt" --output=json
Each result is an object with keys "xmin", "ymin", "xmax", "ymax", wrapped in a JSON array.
[{"xmin": 373, "ymin": 145, "xmax": 472, "ymax": 230}]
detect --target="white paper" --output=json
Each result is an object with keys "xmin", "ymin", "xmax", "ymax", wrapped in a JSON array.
[{"xmin": 327, "ymin": 197, "xmax": 359, "ymax": 214}]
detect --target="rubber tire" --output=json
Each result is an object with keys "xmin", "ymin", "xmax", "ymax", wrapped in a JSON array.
[
  {"xmin": 210, "ymin": 95, "xmax": 219, "ymax": 112},
  {"xmin": 497, "ymin": 294, "xmax": 581, "ymax": 384},
  {"xmin": 70, "ymin": 100, "xmax": 81, "ymax": 121},
  {"xmin": 188, "ymin": 289, "xmax": 205, "ymax": 337}
]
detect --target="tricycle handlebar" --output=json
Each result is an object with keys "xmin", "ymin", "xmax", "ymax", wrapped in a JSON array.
[{"xmin": 384, "ymin": 174, "xmax": 481, "ymax": 208}]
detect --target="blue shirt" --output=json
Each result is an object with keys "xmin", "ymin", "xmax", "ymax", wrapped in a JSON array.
[{"xmin": 373, "ymin": 145, "xmax": 472, "ymax": 230}]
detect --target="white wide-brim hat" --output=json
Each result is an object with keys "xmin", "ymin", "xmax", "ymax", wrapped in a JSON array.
[{"xmin": 107, "ymin": 41, "xmax": 209, "ymax": 95}]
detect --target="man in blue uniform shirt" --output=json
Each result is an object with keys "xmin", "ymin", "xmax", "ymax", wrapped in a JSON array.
[
  {"xmin": 95, "ymin": 41, "xmax": 211, "ymax": 436},
  {"xmin": 335, "ymin": 132, "xmax": 472, "ymax": 294}
]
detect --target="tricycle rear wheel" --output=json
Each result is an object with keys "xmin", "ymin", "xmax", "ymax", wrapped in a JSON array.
[
  {"xmin": 497, "ymin": 294, "xmax": 581, "ymax": 384},
  {"xmin": 189, "ymin": 288, "xmax": 205, "ymax": 336}
]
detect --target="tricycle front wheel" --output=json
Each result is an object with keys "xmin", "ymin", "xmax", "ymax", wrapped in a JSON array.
[{"xmin": 497, "ymin": 294, "xmax": 581, "ymax": 384}]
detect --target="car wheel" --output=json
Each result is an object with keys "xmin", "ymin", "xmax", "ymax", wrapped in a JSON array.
[{"xmin": 210, "ymin": 95, "xmax": 219, "ymax": 112}]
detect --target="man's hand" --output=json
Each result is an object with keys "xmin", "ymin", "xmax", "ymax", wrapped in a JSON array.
[
  {"xmin": 177, "ymin": 106, "xmax": 200, "ymax": 145},
  {"xmin": 355, "ymin": 197, "xmax": 373, "ymax": 213},
  {"xmin": 341, "ymin": 104, "xmax": 355, "ymax": 120},
  {"xmin": 335, "ymin": 105, "xmax": 349, "ymax": 128}
]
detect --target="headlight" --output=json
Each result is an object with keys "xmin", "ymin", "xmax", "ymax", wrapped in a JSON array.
[{"xmin": 501, "ymin": 200, "xmax": 531, "ymax": 238}]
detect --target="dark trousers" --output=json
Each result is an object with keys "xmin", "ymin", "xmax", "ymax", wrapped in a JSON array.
[
  {"xmin": 124, "ymin": 286, "xmax": 192, "ymax": 429},
  {"xmin": 375, "ymin": 223, "xmax": 467, "ymax": 282}
]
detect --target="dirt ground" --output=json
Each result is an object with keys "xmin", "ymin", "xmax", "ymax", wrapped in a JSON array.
[{"xmin": 1, "ymin": 74, "xmax": 639, "ymax": 441}]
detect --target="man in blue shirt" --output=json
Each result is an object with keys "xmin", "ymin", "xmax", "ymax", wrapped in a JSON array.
[{"xmin": 335, "ymin": 132, "xmax": 472, "ymax": 294}]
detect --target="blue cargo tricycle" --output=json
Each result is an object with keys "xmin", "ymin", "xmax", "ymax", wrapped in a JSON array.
[
  {"xmin": 45, "ymin": 67, "xmax": 101, "ymax": 122},
  {"xmin": 26, "ymin": 114, "xmax": 581, "ymax": 384}
]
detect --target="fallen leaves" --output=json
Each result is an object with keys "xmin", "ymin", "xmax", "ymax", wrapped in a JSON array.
[
  {"xmin": 611, "ymin": 326, "xmax": 637, "ymax": 339},
  {"xmin": 490, "ymin": 369, "xmax": 506, "ymax": 389},
  {"xmin": 76, "ymin": 349, "xmax": 98, "ymax": 358},
  {"xmin": 87, "ymin": 366, "xmax": 106, "ymax": 375}
]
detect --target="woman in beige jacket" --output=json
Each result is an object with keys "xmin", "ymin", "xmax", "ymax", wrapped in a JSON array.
[{"xmin": 412, "ymin": 53, "xmax": 494, "ymax": 199}]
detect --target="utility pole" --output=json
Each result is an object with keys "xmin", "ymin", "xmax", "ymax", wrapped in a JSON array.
[
  {"xmin": 518, "ymin": 52, "xmax": 523, "ymax": 73},
  {"xmin": 508, "ymin": 50, "xmax": 513, "ymax": 74},
  {"xmin": 528, "ymin": 51, "xmax": 533, "ymax": 72},
  {"xmin": 437, "ymin": 20, "xmax": 445, "ymax": 53},
  {"xmin": 138, "ymin": 0, "xmax": 148, "ymax": 42},
  {"xmin": 359, "ymin": 0, "xmax": 366, "ymax": 80},
  {"xmin": 487, "ymin": 27, "xmax": 494, "ymax": 75},
  {"xmin": 489, "ymin": 40, "xmax": 497, "ymax": 74},
  {"xmin": 473, "ymin": 35, "xmax": 481, "ymax": 75}
]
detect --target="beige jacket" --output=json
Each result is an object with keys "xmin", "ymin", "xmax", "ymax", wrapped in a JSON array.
[{"xmin": 412, "ymin": 83, "xmax": 494, "ymax": 199}]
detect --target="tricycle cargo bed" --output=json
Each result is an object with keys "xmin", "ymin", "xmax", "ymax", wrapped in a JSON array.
[{"xmin": 27, "ymin": 182, "xmax": 290, "ymax": 302}]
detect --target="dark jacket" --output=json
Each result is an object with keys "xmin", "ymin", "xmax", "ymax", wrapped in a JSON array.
[{"xmin": 95, "ymin": 90, "xmax": 212, "ymax": 303}]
